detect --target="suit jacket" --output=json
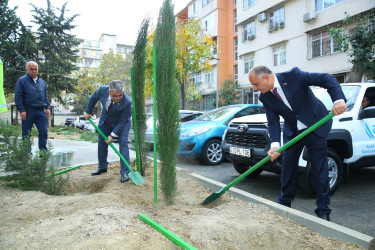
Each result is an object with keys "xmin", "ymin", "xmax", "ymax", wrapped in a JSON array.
[
  {"xmin": 85, "ymin": 85, "xmax": 132, "ymax": 136},
  {"xmin": 259, "ymin": 67, "xmax": 346, "ymax": 144}
]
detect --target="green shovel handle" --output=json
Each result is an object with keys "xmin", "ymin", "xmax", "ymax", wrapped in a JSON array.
[
  {"xmin": 88, "ymin": 117, "xmax": 134, "ymax": 174},
  {"xmin": 223, "ymin": 111, "xmax": 336, "ymax": 192}
]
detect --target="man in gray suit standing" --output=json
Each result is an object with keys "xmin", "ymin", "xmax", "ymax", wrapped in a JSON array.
[{"xmin": 84, "ymin": 80, "xmax": 132, "ymax": 183}]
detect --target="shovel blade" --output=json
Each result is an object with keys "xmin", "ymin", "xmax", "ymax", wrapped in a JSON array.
[
  {"xmin": 202, "ymin": 188, "xmax": 226, "ymax": 205},
  {"xmin": 129, "ymin": 171, "xmax": 144, "ymax": 185}
]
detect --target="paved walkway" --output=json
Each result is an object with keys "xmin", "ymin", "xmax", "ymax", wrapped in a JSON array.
[
  {"xmin": 35, "ymin": 139, "xmax": 136, "ymax": 168},
  {"xmin": 0, "ymin": 139, "xmax": 135, "ymax": 176}
]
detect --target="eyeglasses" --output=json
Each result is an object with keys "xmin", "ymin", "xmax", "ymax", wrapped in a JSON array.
[{"xmin": 111, "ymin": 94, "xmax": 123, "ymax": 98}]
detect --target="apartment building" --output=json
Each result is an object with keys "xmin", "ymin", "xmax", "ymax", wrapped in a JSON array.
[
  {"xmin": 177, "ymin": 0, "xmax": 237, "ymax": 110},
  {"xmin": 76, "ymin": 33, "xmax": 134, "ymax": 69},
  {"xmin": 237, "ymin": 0, "xmax": 374, "ymax": 103},
  {"xmin": 178, "ymin": 0, "xmax": 374, "ymax": 107}
]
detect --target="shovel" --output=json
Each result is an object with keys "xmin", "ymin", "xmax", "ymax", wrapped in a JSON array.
[
  {"xmin": 203, "ymin": 111, "xmax": 336, "ymax": 205},
  {"xmin": 88, "ymin": 117, "xmax": 144, "ymax": 185}
]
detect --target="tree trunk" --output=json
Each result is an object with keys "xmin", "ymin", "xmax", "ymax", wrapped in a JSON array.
[
  {"xmin": 347, "ymin": 64, "xmax": 364, "ymax": 83},
  {"xmin": 180, "ymin": 81, "xmax": 185, "ymax": 109}
]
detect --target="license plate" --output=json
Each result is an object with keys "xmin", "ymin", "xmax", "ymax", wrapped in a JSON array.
[{"xmin": 230, "ymin": 146, "xmax": 251, "ymax": 157}]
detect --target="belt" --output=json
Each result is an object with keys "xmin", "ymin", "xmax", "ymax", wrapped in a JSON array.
[{"xmin": 25, "ymin": 106, "xmax": 45, "ymax": 110}]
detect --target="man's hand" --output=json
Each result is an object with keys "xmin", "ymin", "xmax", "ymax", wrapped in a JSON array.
[
  {"xmin": 45, "ymin": 109, "xmax": 51, "ymax": 118},
  {"xmin": 268, "ymin": 147, "xmax": 281, "ymax": 162},
  {"xmin": 106, "ymin": 135, "xmax": 113, "ymax": 145},
  {"xmin": 84, "ymin": 112, "xmax": 92, "ymax": 120},
  {"xmin": 20, "ymin": 112, "xmax": 27, "ymax": 120},
  {"xmin": 332, "ymin": 100, "xmax": 346, "ymax": 116}
]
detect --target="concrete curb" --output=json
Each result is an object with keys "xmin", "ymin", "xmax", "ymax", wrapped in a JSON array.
[{"xmin": 176, "ymin": 167, "xmax": 373, "ymax": 249}]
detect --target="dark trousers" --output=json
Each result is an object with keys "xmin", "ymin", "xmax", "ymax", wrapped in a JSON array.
[
  {"xmin": 21, "ymin": 108, "xmax": 48, "ymax": 150},
  {"xmin": 97, "ymin": 122, "xmax": 130, "ymax": 175},
  {"xmin": 277, "ymin": 131, "xmax": 331, "ymax": 216}
]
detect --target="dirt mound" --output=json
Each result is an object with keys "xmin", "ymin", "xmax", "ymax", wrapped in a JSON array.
[{"xmin": 0, "ymin": 163, "xmax": 365, "ymax": 249}]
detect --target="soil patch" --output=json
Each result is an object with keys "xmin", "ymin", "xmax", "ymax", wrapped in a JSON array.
[{"xmin": 0, "ymin": 163, "xmax": 365, "ymax": 249}]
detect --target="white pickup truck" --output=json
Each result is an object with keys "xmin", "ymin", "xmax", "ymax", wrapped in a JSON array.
[{"xmin": 222, "ymin": 83, "xmax": 375, "ymax": 195}]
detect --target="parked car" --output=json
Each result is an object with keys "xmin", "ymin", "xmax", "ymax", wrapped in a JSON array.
[
  {"xmin": 83, "ymin": 118, "xmax": 99, "ymax": 133},
  {"xmin": 64, "ymin": 117, "xmax": 75, "ymax": 126},
  {"xmin": 178, "ymin": 104, "xmax": 265, "ymax": 165},
  {"xmin": 72, "ymin": 116, "xmax": 86, "ymax": 129},
  {"xmin": 128, "ymin": 110, "xmax": 204, "ymax": 146}
]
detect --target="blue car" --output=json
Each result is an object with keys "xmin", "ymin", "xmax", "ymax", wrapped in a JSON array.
[{"xmin": 178, "ymin": 104, "xmax": 265, "ymax": 165}]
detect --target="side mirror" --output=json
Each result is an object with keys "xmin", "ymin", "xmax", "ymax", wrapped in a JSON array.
[{"xmin": 359, "ymin": 106, "xmax": 375, "ymax": 119}]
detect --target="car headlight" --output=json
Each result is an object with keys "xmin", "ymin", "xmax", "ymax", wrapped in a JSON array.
[{"xmin": 180, "ymin": 127, "xmax": 213, "ymax": 137}]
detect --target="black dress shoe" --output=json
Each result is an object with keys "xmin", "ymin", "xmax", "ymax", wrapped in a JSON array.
[
  {"xmin": 121, "ymin": 173, "xmax": 129, "ymax": 183},
  {"xmin": 317, "ymin": 214, "xmax": 330, "ymax": 221},
  {"xmin": 91, "ymin": 168, "xmax": 107, "ymax": 176}
]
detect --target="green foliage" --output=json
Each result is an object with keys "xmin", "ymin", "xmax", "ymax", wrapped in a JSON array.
[
  {"xmin": 145, "ymin": 18, "xmax": 216, "ymax": 109},
  {"xmin": 97, "ymin": 51, "xmax": 133, "ymax": 93},
  {"xmin": 329, "ymin": 10, "xmax": 375, "ymax": 81},
  {"xmin": 0, "ymin": 121, "xmax": 68, "ymax": 195},
  {"xmin": 72, "ymin": 95, "xmax": 92, "ymax": 116},
  {"xmin": 132, "ymin": 18, "xmax": 151, "ymax": 176},
  {"xmin": 175, "ymin": 19, "xmax": 216, "ymax": 108},
  {"xmin": 74, "ymin": 50, "xmax": 132, "ymax": 113},
  {"xmin": 31, "ymin": 0, "xmax": 81, "ymax": 103},
  {"xmin": 0, "ymin": 0, "xmax": 38, "ymax": 94},
  {"xmin": 80, "ymin": 130, "xmax": 98, "ymax": 142},
  {"xmin": 218, "ymin": 79, "xmax": 241, "ymax": 106},
  {"xmin": 155, "ymin": 0, "xmax": 180, "ymax": 205}
]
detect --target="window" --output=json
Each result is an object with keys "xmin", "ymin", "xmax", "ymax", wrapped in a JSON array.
[
  {"xmin": 273, "ymin": 44, "xmax": 286, "ymax": 66},
  {"xmin": 234, "ymin": 37, "xmax": 238, "ymax": 61},
  {"xmin": 211, "ymin": 37, "xmax": 218, "ymax": 55},
  {"xmin": 243, "ymin": 21, "xmax": 255, "ymax": 42},
  {"xmin": 202, "ymin": 0, "xmax": 213, "ymax": 7},
  {"xmin": 244, "ymin": 55, "xmax": 254, "ymax": 74},
  {"xmin": 84, "ymin": 41, "xmax": 91, "ymax": 46},
  {"xmin": 244, "ymin": 0, "xmax": 256, "ymax": 10},
  {"xmin": 190, "ymin": 72, "xmax": 202, "ymax": 84},
  {"xmin": 234, "ymin": 65, "xmax": 238, "ymax": 83},
  {"xmin": 311, "ymin": 30, "xmax": 341, "ymax": 58},
  {"xmin": 269, "ymin": 7, "xmax": 285, "ymax": 31},
  {"xmin": 205, "ymin": 71, "xmax": 214, "ymax": 84},
  {"xmin": 234, "ymin": 9, "xmax": 237, "ymax": 33},
  {"xmin": 204, "ymin": 13, "xmax": 215, "ymax": 31},
  {"xmin": 315, "ymin": 0, "xmax": 344, "ymax": 12},
  {"xmin": 192, "ymin": 1, "xmax": 198, "ymax": 14}
]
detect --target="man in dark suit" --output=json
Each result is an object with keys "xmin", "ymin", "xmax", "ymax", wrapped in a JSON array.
[
  {"xmin": 84, "ymin": 80, "xmax": 132, "ymax": 183},
  {"xmin": 248, "ymin": 66, "xmax": 347, "ymax": 221}
]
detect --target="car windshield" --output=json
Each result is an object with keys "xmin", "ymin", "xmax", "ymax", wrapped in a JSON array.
[
  {"xmin": 195, "ymin": 106, "xmax": 243, "ymax": 121},
  {"xmin": 312, "ymin": 85, "xmax": 360, "ymax": 112}
]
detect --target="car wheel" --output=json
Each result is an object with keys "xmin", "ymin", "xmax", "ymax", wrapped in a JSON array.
[
  {"xmin": 297, "ymin": 147, "xmax": 342, "ymax": 197},
  {"xmin": 233, "ymin": 161, "xmax": 263, "ymax": 178},
  {"xmin": 200, "ymin": 139, "xmax": 224, "ymax": 165}
]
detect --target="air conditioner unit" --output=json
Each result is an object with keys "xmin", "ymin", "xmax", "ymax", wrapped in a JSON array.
[
  {"xmin": 257, "ymin": 12, "xmax": 267, "ymax": 23},
  {"xmin": 303, "ymin": 11, "xmax": 317, "ymax": 22}
]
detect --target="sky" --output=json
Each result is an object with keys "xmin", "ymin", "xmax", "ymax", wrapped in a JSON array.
[{"xmin": 8, "ymin": 0, "xmax": 191, "ymax": 45}]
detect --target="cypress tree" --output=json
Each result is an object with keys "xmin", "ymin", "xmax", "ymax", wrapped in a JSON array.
[
  {"xmin": 154, "ymin": 0, "xmax": 180, "ymax": 204},
  {"xmin": 132, "ymin": 18, "xmax": 150, "ymax": 176}
]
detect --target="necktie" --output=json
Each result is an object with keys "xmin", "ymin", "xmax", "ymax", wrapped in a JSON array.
[
  {"xmin": 105, "ymin": 101, "xmax": 113, "ymax": 126},
  {"xmin": 107, "ymin": 101, "xmax": 113, "ymax": 112},
  {"xmin": 273, "ymin": 88, "xmax": 283, "ymax": 102}
]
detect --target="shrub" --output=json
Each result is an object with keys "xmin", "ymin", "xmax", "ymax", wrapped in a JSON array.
[{"xmin": 0, "ymin": 121, "xmax": 68, "ymax": 195}]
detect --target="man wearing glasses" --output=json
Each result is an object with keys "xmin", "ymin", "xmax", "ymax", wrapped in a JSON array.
[{"xmin": 84, "ymin": 80, "xmax": 132, "ymax": 183}]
